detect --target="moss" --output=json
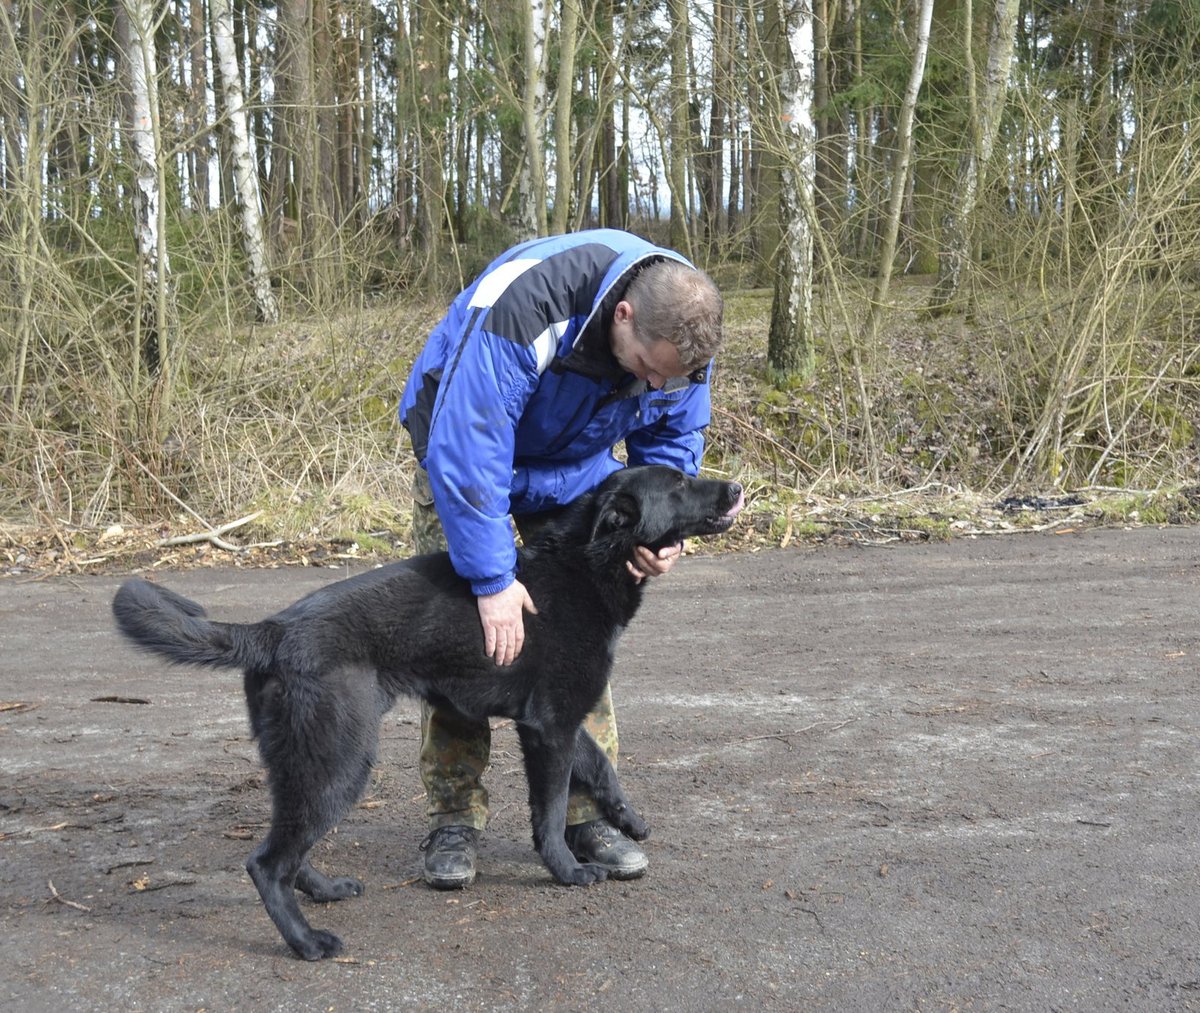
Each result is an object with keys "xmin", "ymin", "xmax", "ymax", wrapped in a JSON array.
[
  {"xmin": 340, "ymin": 532, "xmax": 395, "ymax": 555},
  {"xmin": 903, "ymin": 516, "xmax": 953, "ymax": 541},
  {"xmin": 757, "ymin": 388, "xmax": 791, "ymax": 410},
  {"xmin": 1091, "ymin": 495, "xmax": 1142, "ymax": 524}
]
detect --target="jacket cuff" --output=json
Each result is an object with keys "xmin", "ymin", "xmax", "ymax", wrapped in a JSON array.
[{"xmin": 471, "ymin": 572, "xmax": 515, "ymax": 597}]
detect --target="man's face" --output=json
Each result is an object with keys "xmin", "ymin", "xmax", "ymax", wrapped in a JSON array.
[{"xmin": 610, "ymin": 301, "xmax": 685, "ymax": 390}]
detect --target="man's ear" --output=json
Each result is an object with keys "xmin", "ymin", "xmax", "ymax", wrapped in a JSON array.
[{"xmin": 590, "ymin": 490, "xmax": 640, "ymax": 541}]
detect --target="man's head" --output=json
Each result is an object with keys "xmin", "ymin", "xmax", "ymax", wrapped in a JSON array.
[{"xmin": 610, "ymin": 259, "xmax": 723, "ymax": 389}]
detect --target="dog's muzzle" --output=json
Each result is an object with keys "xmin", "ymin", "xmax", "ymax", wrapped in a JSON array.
[{"xmin": 711, "ymin": 485, "xmax": 745, "ymax": 530}]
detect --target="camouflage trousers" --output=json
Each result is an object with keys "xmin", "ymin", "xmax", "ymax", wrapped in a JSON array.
[{"xmin": 411, "ymin": 468, "xmax": 619, "ymax": 830}]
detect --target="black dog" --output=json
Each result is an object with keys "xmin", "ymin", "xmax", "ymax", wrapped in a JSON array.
[{"xmin": 112, "ymin": 465, "xmax": 743, "ymax": 960}]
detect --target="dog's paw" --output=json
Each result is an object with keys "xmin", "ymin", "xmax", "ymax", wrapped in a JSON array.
[
  {"xmin": 574, "ymin": 863, "xmax": 610, "ymax": 885},
  {"xmin": 313, "ymin": 876, "xmax": 364, "ymax": 902},
  {"xmin": 557, "ymin": 862, "xmax": 609, "ymax": 886},
  {"xmin": 294, "ymin": 928, "xmax": 345, "ymax": 961},
  {"xmin": 611, "ymin": 804, "xmax": 651, "ymax": 842}
]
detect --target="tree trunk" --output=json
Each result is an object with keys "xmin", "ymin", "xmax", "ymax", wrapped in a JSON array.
[
  {"xmin": 550, "ymin": 0, "xmax": 579, "ymax": 234},
  {"xmin": 187, "ymin": 0, "xmax": 210, "ymax": 210},
  {"xmin": 211, "ymin": 0, "xmax": 279, "ymax": 322},
  {"xmin": 594, "ymin": 0, "xmax": 619, "ymax": 228},
  {"xmin": 928, "ymin": 0, "xmax": 1019, "ymax": 315},
  {"xmin": 667, "ymin": 0, "xmax": 690, "ymax": 254},
  {"xmin": 865, "ymin": 0, "xmax": 934, "ymax": 335},
  {"xmin": 118, "ymin": 0, "xmax": 174, "ymax": 390},
  {"xmin": 516, "ymin": 0, "xmax": 548, "ymax": 239},
  {"xmin": 414, "ymin": 0, "xmax": 447, "ymax": 260},
  {"xmin": 851, "ymin": 0, "xmax": 873, "ymax": 259},
  {"xmin": 1, "ymin": 0, "xmax": 42, "ymax": 409},
  {"xmin": 266, "ymin": 0, "xmax": 294, "ymax": 233},
  {"xmin": 698, "ymin": 0, "xmax": 730, "ymax": 249},
  {"xmin": 359, "ymin": 1, "xmax": 375, "ymax": 226},
  {"xmin": 812, "ymin": 0, "xmax": 834, "ymax": 258},
  {"xmin": 767, "ymin": 0, "xmax": 817, "ymax": 379},
  {"xmin": 280, "ymin": 0, "xmax": 319, "ymax": 293}
]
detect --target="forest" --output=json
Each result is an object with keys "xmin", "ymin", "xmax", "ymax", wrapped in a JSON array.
[{"xmin": 1, "ymin": 0, "xmax": 1199, "ymax": 556}]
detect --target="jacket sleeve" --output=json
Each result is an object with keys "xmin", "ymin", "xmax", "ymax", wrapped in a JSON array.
[
  {"xmin": 624, "ymin": 367, "xmax": 713, "ymax": 477},
  {"xmin": 424, "ymin": 329, "xmax": 539, "ymax": 595}
]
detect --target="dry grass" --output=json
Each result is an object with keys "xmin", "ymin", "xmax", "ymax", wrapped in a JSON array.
[{"xmin": 3, "ymin": 273, "xmax": 1199, "ymax": 576}]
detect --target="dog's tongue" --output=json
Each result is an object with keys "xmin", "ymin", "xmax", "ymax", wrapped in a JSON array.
[{"xmin": 724, "ymin": 489, "xmax": 745, "ymax": 518}]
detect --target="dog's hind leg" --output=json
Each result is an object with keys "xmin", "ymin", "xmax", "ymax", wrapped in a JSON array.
[
  {"xmin": 295, "ymin": 861, "xmax": 365, "ymax": 902},
  {"xmin": 516, "ymin": 724, "xmax": 608, "ymax": 886},
  {"xmin": 247, "ymin": 689, "xmax": 376, "ymax": 960},
  {"xmin": 246, "ymin": 824, "xmax": 346, "ymax": 961},
  {"xmin": 569, "ymin": 729, "xmax": 650, "ymax": 842}
]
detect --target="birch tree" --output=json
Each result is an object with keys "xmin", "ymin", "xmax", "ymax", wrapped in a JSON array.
[
  {"xmin": 117, "ymin": 0, "xmax": 173, "ymax": 388},
  {"xmin": 767, "ymin": 0, "xmax": 817, "ymax": 379},
  {"xmin": 211, "ymin": 0, "xmax": 279, "ymax": 323},
  {"xmin": 865, "ymin": 0, "xmax": 934, "ymax": 335},
  {"xmin": 516, "ymin": 0, "xmax": 548, "ymax": 239},
  {"xmin": 927, "ymin": 0, "xmax": 1019, "ymax": 315}
]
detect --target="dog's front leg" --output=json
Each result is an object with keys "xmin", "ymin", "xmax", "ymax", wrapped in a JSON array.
[
  {"xmin": 569, "ymin": 728, "xmax": 650, "ymax": 841},
  {"xmin": 517, "ymin": 724, "xmax": 608, "ymax": 885}
]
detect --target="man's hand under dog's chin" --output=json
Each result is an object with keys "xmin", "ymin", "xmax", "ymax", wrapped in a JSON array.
[{"xmin": 626, "ymin": 541, "xmax": 685, "ymax": 583}]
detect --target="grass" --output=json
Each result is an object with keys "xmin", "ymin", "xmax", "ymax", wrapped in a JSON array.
[{"xmin": 3, "ymin": 274, "xmax": 1200, "ymax": 572}]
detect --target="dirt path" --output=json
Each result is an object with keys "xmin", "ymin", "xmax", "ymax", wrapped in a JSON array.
[{"xmin": 3, "ymin": 528, "xmax": 1199, "ymax": 1011}]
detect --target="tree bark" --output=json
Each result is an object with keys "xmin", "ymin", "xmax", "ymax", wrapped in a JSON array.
[
  {"xmin": 928, "ymin": 0, "xmax": 1019, "ymax": 315},
  {"xmin": 118, "ymin": 0, "xmax": 174, "ymax": 388},
  {"xmin": 667, "ymin": 0, "xmax": 690, "ymax": 254},
  {"xmin": 865, "ymin": 0, "xmax": 934, "ymax": 335},
  {"xmin": 187, "ymin": 0, "xmax": 210, "ymax": 210},
  {"xmin": 516, "ymin": 0, "xmax": 548, "ymax": 239},
  {"xmin": 594, "ymin": 0, "xmax": 619, "ymax": 228},
  {"xmin": 1, "ymin": 0, "xmax": 41, "ymax": 409},
  {"xmin": 414, "ymin": 0, "xmax": 448, "ymax": 259},
  {"xmin": 767, "ymin": 0, "xmax": 817, "ymax": 379},
  {"xmin": 550, "ymin": 0, "xmax": 579, "ymax": 234},
  {"xmin": 211, "ymin": 0, "xmax": 279, "ymax": 322}
]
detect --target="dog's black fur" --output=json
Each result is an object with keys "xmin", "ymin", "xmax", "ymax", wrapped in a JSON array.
[{"xmin": 112, "ymin": 465, "xmax": 743, "ymax": 960}]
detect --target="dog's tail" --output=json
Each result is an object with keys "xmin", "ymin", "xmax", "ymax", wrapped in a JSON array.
[{"xmin": 112, "ymin": 577, "xmax": 278, "ymax": 671}]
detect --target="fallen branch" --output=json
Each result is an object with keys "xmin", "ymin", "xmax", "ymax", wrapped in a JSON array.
[
  {"xmin": 157, "ymin": 511, "xmax": 263, "ymax": 552},
  {"xmin": 129, "ymin": 877, "xmax": 197, "ymax": 893},
  {"xmin": 0, "ymin": 820, "xmax": 88, "ymax": 841},
  {"xmin": 739, "ymin": 717, "xmax": 858, "ymax": 744},
  {"xmin": 47, "ymin": 879, "xmax": 91, "ymax": 912}
]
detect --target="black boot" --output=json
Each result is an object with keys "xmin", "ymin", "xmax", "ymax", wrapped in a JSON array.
[
  {"xmin": 420, "ymin": 825, "xmax": 479, "ymax": 889},
  {"xmin": 564, "ymin": 819, "xmax": 648, "ymax": 880}
]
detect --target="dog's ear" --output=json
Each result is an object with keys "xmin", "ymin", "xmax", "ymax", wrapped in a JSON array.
[{"xmin": 590, "ymin": 490, "xmax": 641, "ymax": 541}]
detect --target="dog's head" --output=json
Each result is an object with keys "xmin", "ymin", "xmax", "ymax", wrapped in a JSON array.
[{"xmin": 589, "ymin": 466, "xmax": 744, "ymax": 551}]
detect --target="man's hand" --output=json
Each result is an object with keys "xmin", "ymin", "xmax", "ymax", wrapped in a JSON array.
[
  {"xmin": 477, "ymin": 580, "xmax": 538, "ymax": 666},
  {"xmin": 627, "ymin": 541, "xmax": 686, "ymax": 583}
]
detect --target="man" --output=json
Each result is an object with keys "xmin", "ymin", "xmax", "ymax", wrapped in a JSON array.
[{"xmin": 398, "ymin": 228, "xmax": 723, "ymax": 889}]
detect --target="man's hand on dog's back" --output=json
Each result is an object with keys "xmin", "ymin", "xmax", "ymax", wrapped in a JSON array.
[{"xmin": 477, "ymin": 580, "xmax": 538, "ymax": 666}]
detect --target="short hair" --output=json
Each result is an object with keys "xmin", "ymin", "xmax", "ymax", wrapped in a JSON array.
[{"xmin": 624, "ymin": 259, "xmax": 723, "ymax": 370}]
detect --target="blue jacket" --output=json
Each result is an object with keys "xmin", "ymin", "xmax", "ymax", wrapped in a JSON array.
[{"xmin": 399, "ymin": 229, "xmax": 713, "ymax": 595}]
